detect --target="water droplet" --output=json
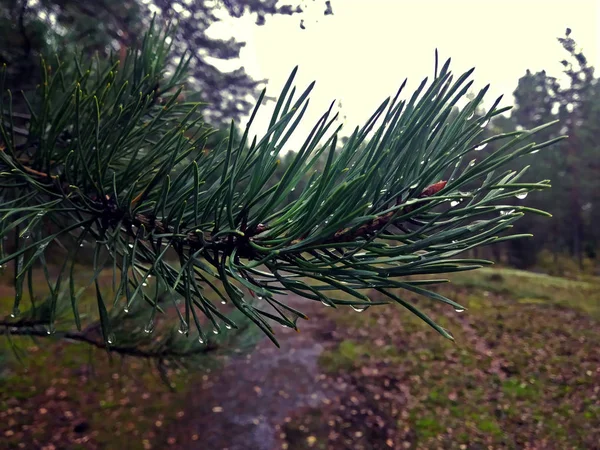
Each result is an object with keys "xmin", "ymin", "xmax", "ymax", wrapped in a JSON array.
[
  {"xmin": 142, "ymin": 282, "xmax": 148, "ymax": 287},
  {"xmin": 480, "ymin": 118, "xmax": 490, "ymax": 128},
  {"xmin": 46, "ymin": 325, "xmax": 55, "ymax": 335},
  {"xmin": 531, "ymin": 149, "xmax": 539, "ymax": 154},
  {"xmin": 257, "ymin": 295, "xmax": 264, "ymax": 301},
  {"xmin": 198, "ymin": 336, "xmax": 205, "ymax": 344},
  {"xmin": 468, "ymin": 159, "xmax": 476, "ymax": 167},
  {"xmin": 443, "ymin": 328, "xmax": 454, "ymax": 339},
  {"xmin": 351, "ymin": 305, "xmax": 367, "ymax": 313},
  {"xmin": 10, "ymin": 308, "xmax": 20, "ymax": 318},
  {"xmin": 178, "ymin": 321, "xmax": 189, "ymax": 334},
  {"xmin": 79, "ymin": 243, "xmax": 84, "ymax": 247},
  {"xmin": 500, "ymin": 209, "xmax": 515, "ymax": 216},
  {"xmin": 212, "ymin": 329, "xmax": 220, "ymax": 335},
  {"xmin": 467, "ymin": 111, "xmax": 475, "ymax": 120},
  {"xmin": 221, "ymin": 300, "xmax": 227, "ymax": 305},
  {"xmin": 290, "ymin": 187, "xmax": 295, "ymax": 192},
  {"xmin": 420, "ymin": 160, "xmax": 425, "ymax": 165},
  {"xmin": 225, "ymin": 324, "xmax": 232, "ymax": 330},
  {"xmin": 128, "ymin": 244, "xmax": 134, "ymax": 248},
  {"xmin": 410, "ymin": 183, "xmax": 418, "ymax": 189},
  {"xmin": 124, "ymin": 307, "xmax": 130, "ymax": 314},
  {"xmin": 270, "ymin": 150, "xmax": 275, "ymax": 156},
  {"xmin": 367, "ymin": 203, "xmax": 373, "ymax": 209},
  {"xmin": 475, "ymin": 143, "xmax": 488, "ymax": 151},
  {"xmin": 379, "ymin": 189, "xmax": 388, "ymax": 195},
  {"xmin": 321, "ymin": 300, "xmax": 332, "ymax": 307},
  {"xmin": 515, "ymin": 191, "xmax": 528, "ymax": 200},
  {"xmin": 144, "ymin": 320, "xmax": 155, "ymax": 334},
  {"xmin": 107, "ymin": 333, "xmax": 115, "ymax": 345},
  {"xmin": 454, "ymin": 308, "xmax": 465, "ymax": 313},
  {"xmin": 450, "ymin": 200, "xmax": 460, "ymax": 207}
]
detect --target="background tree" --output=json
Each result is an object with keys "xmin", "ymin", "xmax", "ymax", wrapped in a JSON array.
[
  {"xmin": 507, "ymin": 28, "xmax": 599, "ymax": 268},
  {"xmin": 0, "ymin": 0, "xmax": 334, "ymax": 124}
]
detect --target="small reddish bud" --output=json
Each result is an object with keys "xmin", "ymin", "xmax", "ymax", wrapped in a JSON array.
[{"xmin": 419, "ymin": 180, "xmax": 447, "ymax": 198}]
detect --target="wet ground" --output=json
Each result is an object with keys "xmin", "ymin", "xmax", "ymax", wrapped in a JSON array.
[{"xmin": 166, "ymin": 297, "xmax": 334, "ymax": 450}]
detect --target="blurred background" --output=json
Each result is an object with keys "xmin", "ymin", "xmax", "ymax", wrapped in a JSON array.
[{"xmin": 0, "ymin": 1, "xmax": 598, "ymax": 449}]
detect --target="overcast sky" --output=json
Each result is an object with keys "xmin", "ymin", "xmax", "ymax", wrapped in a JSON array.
[{"xmin": 208, "ymin": 0, "xmax": 599, "ymax": 150}]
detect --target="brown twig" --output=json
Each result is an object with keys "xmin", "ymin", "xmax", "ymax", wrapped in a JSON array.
[{"xmin": 0, "ymin": 320, "xmax": 218, "ymax": 359}]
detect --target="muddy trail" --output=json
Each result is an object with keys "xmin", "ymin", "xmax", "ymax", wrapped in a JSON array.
[{"xmin": 164, "ymin": 297, "xmax": 336, "ymax": 450}]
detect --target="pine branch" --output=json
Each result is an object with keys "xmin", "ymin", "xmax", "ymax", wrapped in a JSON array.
[{"xmin": 0, "ymin": 24, "xmax": 566, "ymax": 358}]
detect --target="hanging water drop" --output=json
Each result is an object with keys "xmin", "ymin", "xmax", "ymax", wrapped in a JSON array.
[
  {"xmin": 420, "ymin": 160, "xmax": 425, "ymax": 165},
  {"xmin": 128, "ymin": 244, "xmax": 134, "ymax": 248},
  {"xmin": 480, "ymin": 118, "xmax": 490, "ymax": 128},
  {"xmin": 270, "ymin": 150, "xmax": 275, "ymax": 156},
  {"xmin": 531, "ymin": 149, "xmax": 539, "ymax": 154},
  {"xmin": 178, "ymin": 321, "xmax": 189, "ymax": 334},
  {"xmin": 212, "ymin": 329, "xmax": 220, "ymax": 335},
  {"xmin": 351, "ymin": 305, "xmax": 367, "ymax": 313},
  {"xmin": 142, "ymin": 282, "xmax": 148, "ymax": 287},
  {"xmin": 467, "ymin": 111, "xmax": 475, "ymax": 120},
  {"xmin": 198, "ymin": 336, "xmax": 205, "ymax": 344},
  {"xmin": 475, "ymin": 143, "xmax": 488, "ymax": 151},
  {"xmin": 515, "ymin": 191, "xmax": 528, "ymax": 200},
  {"xmin": 321, "ymin": 300, "xmax": 332, "ymax": 307},
  {"xmin": 221, "ymin": 300, "xmax": 227, "ymax": 305},
  {"xmin": 290, "ymin": 187, "xmax": 295, "ymax": 192},
  {"xmin": 144, "ymin": 320, "xmax": 155, "ymax": 334},
  {"xmin": 450, "ymin": 200, "xmax": 460, "ymax": 207},
  {"xmin": 124, "ymin": 306, "xmax": 130, "ymax": 314},
  {"xmin": 500, "ymin": 209, "xmax": 515, "ymax": 216},
  {"xmin": 10, "ymin": 308, "xmax": 20, "ymax": 318},
  {"xmin": 107, "ymin": 333, "xmax": 116, "ymax": 345},
  {"xmin": 454, "ymin": 307, "xmax": 465, "ymax": 313},
  {"xmin": 225, "ymin": 324, "xmax": 232, "ymax": 330},
  {"xmin": 410, "ymin": 183, "xmax": 418, "ymax": 189},
  {"xmin": 468, "ymin": 159, "xmax": 476, "ymax": 167}
]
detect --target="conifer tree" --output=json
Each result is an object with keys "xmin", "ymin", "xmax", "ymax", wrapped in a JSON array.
[{"xmin": 0, "ymin": 23, "xmax": 564, "ymax": 371}]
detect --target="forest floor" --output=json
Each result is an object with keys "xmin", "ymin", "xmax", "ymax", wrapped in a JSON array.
[{"xmin": 0, "ymin": 266, "xmax": 599, "ymax": 449}]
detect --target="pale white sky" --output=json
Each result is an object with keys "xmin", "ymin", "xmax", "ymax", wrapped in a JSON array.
[{"xmin": 209, "ymin": 0, "xmax": 599, "ymax": 150}]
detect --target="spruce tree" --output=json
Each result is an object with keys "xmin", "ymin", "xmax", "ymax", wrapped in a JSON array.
[{"xmin": 0, "ymin": 23, "xmax": 564, "ymax": 372}]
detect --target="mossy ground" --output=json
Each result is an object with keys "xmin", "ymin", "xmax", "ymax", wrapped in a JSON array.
[
  {"xmin": 0, "ymin": 265, "xmax": 598, "ymax": 449},
  {"xmin": 282, "ymin": 267, "xmax": 600, "ymax": 450},
  {"xmin": 0, "ymin": 266, "xmax": 208, "ymax": 450}
]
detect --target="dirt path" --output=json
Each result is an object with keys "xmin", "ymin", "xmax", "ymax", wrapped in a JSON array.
[{"xmin": 165, "ymin": 297, "xmax": 334, "ymax": 450}]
